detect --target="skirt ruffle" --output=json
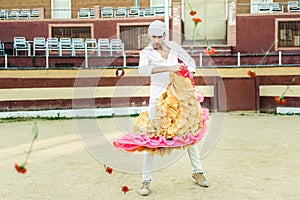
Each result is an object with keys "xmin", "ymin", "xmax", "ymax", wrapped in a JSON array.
[{"xmin": 113, "ymin": 108, "xmax": 208, "ymax": 156}]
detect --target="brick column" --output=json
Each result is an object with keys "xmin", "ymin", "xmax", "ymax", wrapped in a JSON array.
[
  {"xmin": 38, "ymin": 7, "xmax": 45, "ymax": 20},
  {"xmin": 171, "ymin": 2, "xmax": 182, "ymax": 45},
  {"xmin": 227, "ymin": 0, "xmax": 237, "ymax": 46},
  {"xmin": 94, "ymin": 6, "xmax": 100, "ymax": 19}
]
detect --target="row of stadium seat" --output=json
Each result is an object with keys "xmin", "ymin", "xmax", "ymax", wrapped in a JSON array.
[
  {"xmin": 11, "ymin": 36, "xmax": 125, "ymax": 56},
  {"xmin": 0, "ymin": 9, "xmax": 40, "ymax": 20},
  {"xmin": 78, "ymin": 6, "xmax": 165, "ymax": 18}
]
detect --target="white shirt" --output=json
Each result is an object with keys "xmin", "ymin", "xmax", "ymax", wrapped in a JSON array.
[{"xmin": 138, "ymin": 40, "xmax": 196, "ymax": 103}]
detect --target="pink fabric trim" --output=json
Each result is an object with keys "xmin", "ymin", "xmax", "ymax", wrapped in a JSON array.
[{"xmin": 113, "ymin": 108, "xmax": 209, "ymax": 152}]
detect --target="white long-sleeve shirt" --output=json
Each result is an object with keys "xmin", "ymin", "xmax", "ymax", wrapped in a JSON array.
[{"xmin": 139, "ymin": 40, "xmax": 196, "ymax": 103}]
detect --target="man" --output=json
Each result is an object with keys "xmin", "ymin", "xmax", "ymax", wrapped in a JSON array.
[{"xmin": 138, "ymin": 20, "xmax": 209, "ymax": 196}]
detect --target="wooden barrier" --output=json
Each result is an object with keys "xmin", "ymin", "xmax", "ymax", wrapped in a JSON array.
[{"xmin": 0, "ymin": 67, "xmax": 299, "ymax": 113}]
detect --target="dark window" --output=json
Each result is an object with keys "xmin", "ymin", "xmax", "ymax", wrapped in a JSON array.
[
  {"xmin": 51, "ymin": 26, "xmax": 91, "ymax": 39},
  {"xmin": 119, "ymin": 25, "xmax": 149, "ymax": 50},
  {"xmin": 278, "ymin": 21, "xmax": 300, "ymax": 48}
]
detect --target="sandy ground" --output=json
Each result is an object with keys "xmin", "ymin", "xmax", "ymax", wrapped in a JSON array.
[{"xmin": 0, "ymin": 112, "xmax": 299, "ymax": 200}]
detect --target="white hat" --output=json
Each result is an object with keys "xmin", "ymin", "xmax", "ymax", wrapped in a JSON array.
[{"xmin": 148, "ymin": 20, "xmax": 166, "ymax": 36}]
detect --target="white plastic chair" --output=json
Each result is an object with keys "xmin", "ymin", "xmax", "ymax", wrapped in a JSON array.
[
  {"xmin": 144, "ymin": 7, "xmax": 155, "ymax": 17},
  {"xmin": 30, "ymin": 9, "xmax": 40, "ymax": 19},
  {"xmin": 128, "ymin": 6, "xmax": 140, "ymax": 17},
  {"xmin": 101, "ymin": 7, "xmax": 113, "ymax": 18},
  {"xmin": 13, "ymin": 36, "xmax": 29, "ymax": 55},
  {"xmin": 8, "ymin": 9, "xmax": 20, "ymax": 19},
  {"xmin": 111, "ymin": 39, "xmax": 126, "ymax": 66},
  {"xmin": 258, "ymin": 4, "xmax": 271, "ymax": 13},
  {"xmin": 0, "ymin": 41, "xmax": 5, "ymax": 55},
  {"xmin": 33, "ymin": 37, "xmax": 46, "ymax": 56},
  {"xmin": 90, "ymin": 8, "xmax": 95, "ymax": 18},
  {"xmin": 271, "ymin": 3, "xmax": 283, "ymax": 13},
  {"xmin": 78, "ymin": 8, "xmax": 90, "ymax": 18},
  {"xmin": 115, "ymin": 7, "xmax": 127, "ymax": 18},
  {"xmin": 19, "ymin": 9, "xmax": 31, "ymax": 19},
  {"xmin": 59, "ymin": 38, "xmax": 72, "ymax": 56},
  {"xmin": 0, "ymin": 10, "xmax": 8, "ymax": 20},
  {"xmin": 287, "ymin": 1, "xmax": 300, "ymax": 12},
  {"xmin": 154, "ymin": 7, "xmax": 164, "ymax": 16},
  {"xmin": 46, "ymin": 37, "xmax": 60, "ymax": 55},
  {"xmin": 98, "ymin": 38, "xmax": 111, "ymax": 56},
  {"xmin": 110, "ymin": 39, "xmax": 125, "ymax": 56},
  {"xmin": 72, "ymin": 38, "xmax": 85, "ymax": 56},
  {"xmin": 85, "ymin": 38, "xmax": 99, "ymax": 55}
]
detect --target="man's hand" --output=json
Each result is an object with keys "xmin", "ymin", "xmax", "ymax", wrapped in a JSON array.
[
  {"xmin": 151, "ymin": 64, "xmax": 182, "ymax": 74},
  {"xmin": 169, "ymin": 64, "xmax": 182, "ymax": 72}
]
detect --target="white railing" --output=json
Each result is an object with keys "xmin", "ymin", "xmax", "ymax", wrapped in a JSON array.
[{"xmin": 198, "ymin": 51, "xmax": 284, "ymax": 67}]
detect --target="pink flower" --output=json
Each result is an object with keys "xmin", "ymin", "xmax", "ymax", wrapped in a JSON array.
[
  {"xmin": 177, "ymin": 64, "xmax": 195, "ymax": 87},
  {"xmin": 195, "ymin": 91, "xmax": 204, "ymax": 103}
]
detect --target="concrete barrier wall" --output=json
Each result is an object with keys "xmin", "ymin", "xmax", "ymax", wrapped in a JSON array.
[{"xmin": 0, "ymin": 67, "xmax": 299, "ymax": 112}]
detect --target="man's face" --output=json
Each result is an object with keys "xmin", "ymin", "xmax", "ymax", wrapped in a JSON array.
[{"xmin": 149, "ymin": 34, "xmax": 165, "ymax": 50}]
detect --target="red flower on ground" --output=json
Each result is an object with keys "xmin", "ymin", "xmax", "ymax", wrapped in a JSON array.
[
  {"xmin": 247, "ymin": 70, "xmax": 256, "ymax": 78},
  {"xmin": 274, "ymin": 96, "xmax": 287, "ymax": 105},
  {"xmin": 105, "ymin": 166, "xmax": 113, "ymax": 174},
  {"xmin": 121, "ymin": 186, "xmax": 129, "ymax": 194},
  {"xmin": 15, "ymin": 121, "xmax": 39, "ymax": 175},
  {"xmin": 204, "ymin": 47, "xmax": 216, "ymax": 55},
  {"xmin": 189, "ymin": 10, "xmax": 197, "ymax": 16},
  {"xmin": 15, "ymin": 164, "xmax": 27, "ymax": 174}
]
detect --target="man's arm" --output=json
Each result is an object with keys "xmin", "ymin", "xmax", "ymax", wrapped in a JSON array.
[
  {"xmin": 170, "ymin": 41, "xmax": 196, "ymax": 73},
  {"xmin": 151, "ymin": 64, "xmax": 181, "ymax": 74},
  {"xmin": 138, "ymin": 50, "xmax": 153, "ymax": 75},
  {"xmin": 139, "ymin": 50, "xmax": 181, "ymax": 75}
]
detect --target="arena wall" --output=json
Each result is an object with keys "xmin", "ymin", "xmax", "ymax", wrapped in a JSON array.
[{"xmin": 0, "ymin": 67, "xmax": 299, "ymax": 113}]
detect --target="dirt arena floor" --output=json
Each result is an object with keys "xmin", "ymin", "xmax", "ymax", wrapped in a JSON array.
[{"xmin": 0, "ymin": 112, "xmax": 299, "ymax": 200}]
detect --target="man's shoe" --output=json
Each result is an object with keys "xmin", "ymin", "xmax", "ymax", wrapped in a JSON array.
[
  {"xmin": 139, "ymin": 182, "xmax": 150, "ymax": 196},
  {"xmin": 192, "ymin": 173, "xmax": 209, "ymax": 187}
]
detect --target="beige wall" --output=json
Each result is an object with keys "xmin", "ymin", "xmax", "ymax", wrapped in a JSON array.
[{"xmin": 184, "ymin": 0, "xmax": 227, "ymax": 40}]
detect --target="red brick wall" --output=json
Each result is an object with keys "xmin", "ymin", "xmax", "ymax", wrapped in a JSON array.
[
  {"xmin": 235, "ymin": 14, "xmax": 300, "ymax": 53},
  {"xmin": 0, "ymin": 18, "xmax": 161, "ymax": 42}
]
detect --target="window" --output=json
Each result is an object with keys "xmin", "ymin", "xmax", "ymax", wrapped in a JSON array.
[
  {"xmin": 49, "ymin": 24, "xmax": 93, "ymax": 39},
  {"xmin": 52, "ymin": 0, "xmax": 71, "ymax": 19},
  {"xmin": 151, "ymin": 0, "xmax": 171, "ymax": 7},
  {"xmin": 277, "ymin": 19, "xmax": 300, "ymax": 49},
  {"xmin": 119, "ymin": 24, "xmax": 149, "ymax": 51}
]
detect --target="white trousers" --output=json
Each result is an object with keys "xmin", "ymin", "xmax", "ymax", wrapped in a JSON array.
[{"xmin": 142, "ymin": 144, "xmax": 204, "ymax": 183}]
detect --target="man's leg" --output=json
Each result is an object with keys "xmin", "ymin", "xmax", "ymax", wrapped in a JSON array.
[
  {"xmin": 142, "ymin": 151, "xmax": 153, "ymax": 182},
  {"xmin": 139, "ymin": 103, "xmax": 156, "ymax": 195},
  {"xmin": 187, "ymin": 145, "xmax": 209, "ymax": 187},
  {"xmin": 187, "ymin": 145, "xmax": 203, "ymax": 173},
  {"xmin": 139, "ymin": 151, "xmax": 153, "ymax": 196}
]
